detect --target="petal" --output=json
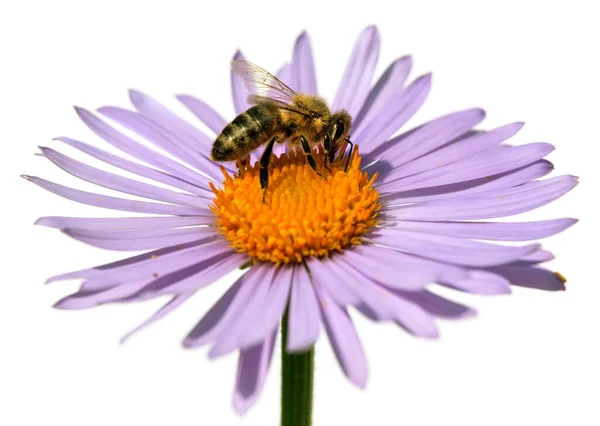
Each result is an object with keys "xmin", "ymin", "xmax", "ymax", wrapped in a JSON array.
[
  {"xmin": 382, "ymin": 160, "xmax": 554, "ymax": 204},
  {"xmin": 441, "ymin": 270, "xmax": 512, "ymax": 295},
  {"xmin": 239, "ymin": 266, "xmax": 292, "ymax": 349},
  {"xmin": 183, "ymin": 271, "xmax": 255, "ymax": 348},
  {"xmin": 98, "ymin": 106, "xmax": 223, "ymax": 181},
  {"xmin": 486, "ymin": 265, "xmax": 566, "ymax": 291},
  {"xmin": 120, "ymin": 294, "xmax": 192, "ymax": 343},
  {"xmin": 381, "ymin": 143, "xmax": 555, "ymax": 191},
  {"xmin": 307, "ymin": 257, "xmax": 362, "ymax": 306},
  {"xmin": 45, "ymin": 239, "xmax": 208, "ymax": 283},
  {"xmin": 291, "ymin": 31, "xmax": 317, "ymax": 94},
  {"xmin": 371, "ymin": 229, "xmax": 539, "ymax": 267},
  {"xmin": 353, "ymin": 56, "xmax": 412, "ymax": 133},
  {"xmin": 387, "ymin": 175, "xmax": 578, "ymax": 221},
  {"xmin": 333, "ymin": 261, "xmax": 438, "ymax": 338},
  {"xmin": 56, "ymin": 137, "xmax": 211, "ymax": 196},
  {"xmin": 232, "ymin": 330, "xmax": 277, "ymax": 415},
  {"xmin": 395, "ymin": 290, "xmax": 476, "ymax": 319},
  {"xmin": 388, "ymin": 218, "xmax": 578, "ymax": 241},
  {"xmin": 338, "ymin": 245, "xmax": 440, "ymax": 291},
  {"xmin": 316, "ymin": 285, "xmax": 368, "ymax": 388},
  {"xmin": 355, "ymin": 74, "xmax": 431, "ymax": 152},
  {"xmin": 286, "ymin": 266, "xmax": 321, "ymax": 352},
  {"xmin": 62, "ymin": 227, "xmax": 216, "ymax": 251},
  {"xmin": 40, "ymin": 147, "xmax": 209, "ymax": 209},
  {"xmin": 23, "ymin": 176, "xmax": 202, "ymax": 216},
  {"xmin": 176, "ymin": 94, "xmax": 228, "ymax": 134},
  {"xmin": 128, "ymin": 89, "xmax": 212, "ymax": 148},
  {"xmin": 75, "ymin": 107, "xmax": 207, "ymax": 187},
  {"xmin": 35, "ymin": 215, "xmax": 212, "ymax": 231},
  {"xmin": 231, "ymin": 50, "xmax": 251, "ymax": 115},
  {"xmin": 381, "ymin": 121, "xmax": 523, "ymax": 180},
  {"xmin": 332, "ymin": 26, "xmax": 380, "ymax": 118},
  {"xmin": 209, "ymin": 266, "xmax": 277, "ymax": 357}
]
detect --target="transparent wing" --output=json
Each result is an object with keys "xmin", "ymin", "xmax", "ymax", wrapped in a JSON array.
[
  {"xmin": 231, "ymin": 60, "xmax": 297, "ymax": 103},
  {"xmin": 247, "ymin": 95, "xmax": 310, "ymax": 117}
]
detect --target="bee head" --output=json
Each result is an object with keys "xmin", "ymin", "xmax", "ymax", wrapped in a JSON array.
[{"xmin": 325, "ymin": 110, "xmax": 352, "ymax": 163}]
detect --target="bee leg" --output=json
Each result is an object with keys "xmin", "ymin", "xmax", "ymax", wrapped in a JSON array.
[
  {"xmin": 322, "ymin": 134, "xmax": 332, "ymax": 172},
  {"xmin": 343, "ymin": 138, "xmax": 354, "ymax": 172},
  {"xmin": 300, "ymin": 135, "xmax": 326, "ymax": 180},
  {"xmin": 259, "ymin": 137, "xmax": 278, "ymax": 203}
]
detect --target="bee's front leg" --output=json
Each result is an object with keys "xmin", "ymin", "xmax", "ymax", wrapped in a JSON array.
[
  {"xmin": 259, "ymin": 137, "xmax": 278, "ymax": 203},
  {"xmin": 299, "ymin": 135, "xmax": 327, "ymax": 181}
]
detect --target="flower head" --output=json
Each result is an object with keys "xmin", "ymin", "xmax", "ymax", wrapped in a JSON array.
[{"xmin": 27, "ymin": 26, "xmax": 577, "ymax": 415}]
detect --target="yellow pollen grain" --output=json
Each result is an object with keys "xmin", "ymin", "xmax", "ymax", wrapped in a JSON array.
[{"xmin": 210, "ymin": 148, "xmax": 381, "ymax": 265}]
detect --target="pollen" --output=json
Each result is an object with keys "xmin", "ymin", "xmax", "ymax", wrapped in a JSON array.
[{"xmin": 210, "ymin": 148, "xmax": 381, "ymax": 265}]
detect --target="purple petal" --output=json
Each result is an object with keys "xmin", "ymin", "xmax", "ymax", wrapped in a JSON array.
[
  {"xmin": 338, "ymin": 245, "xmax": 440, "ymax": 290},
  {"xmin": 152, "ymin": 253, "xmax": 246, "ymax": 295},
  {"xmin": 128, "ymin": 89, "xmax": 213, "ymax": 149},
  {"xmin": 209, "ymin": 265, "xmax": 277, "ymax": 357},
  {"xmin": 389, "ymin": 218, "xmax": 577, "ymax": 241},
  {"xmin": 353, "ymin": 56, "xmax": 412, "ymax": 133},
  {"xmin": 231, "ymin": 50, "xmax": 251, "ymax": 115},
  {"xmin": 176, "ymin": 94, "xmax": 228, "ymax": 134},
  {"xmin": 441, "ymin": 270, "xmax": 512, "ymax": 295},
  {"xmin": 307, "ymin": 257, "xmax": 362, "ymax": 306},
  {"xmin": 381, "ymin": 143, "xmax": 555, "ymax": 191},
  {"xmin": 383, "ymin": 122, "xmax": 523, "ymax": 180},
  {"xmin": 286, "ymin": 266, "xmax": 321, "ymax": 352},
  {"xmin": 334, "ymin": 261, "xmax": 438, "ymax": 338},
  {"xmin": 395, "ymin": 290, "xmax": 477, "ymax": 319},
  {"xmin": 387, "ymin": 175, "xmax": 578, "ymax": 221},
  {"xmin": 183, "ymin": 265, "xmax": 266, "ymax": 348},
  {"xmin": 75, "ymin": 107, "xmax": 207, "ymax": 188},
  {"xmin": 45, "ymin": 240, "xmax": 209, "ymax": 283},
  {"xmin": 56, "ymin": 137, "xmax": 211, "ymax": 196},
  {"xmin": 23, "ymin": 176, "xmax": 202, "ymax": 216},
  {"xmin": 239, "ymin": 266, "xmax": 292, "ymax": 349},
  {"xmin": 291, "ymin": 31, "xmax": 317, "ymax": 94},
  {"xmin": 40, "ymin": 147, "xmax": 209, "ymax": 209},
  {"xmin": 35, "ymin": 215, "xmax": 212, "ymax": 231},
  {"xmin": 516, "ymin": 249, "xmax": 554, "ymax": 264},
  {"xmin": 332, "ymin": 25, "xmax": 380, "ymax": 118},
  {"xmin": 382, "ymin": 160, "xmax": 554, "ymax": 204},
  {"xmin": 98, "ymin": 106, "xmax": 223, "ymax": 181},
  {"xmin": 355, "ymin": 74, "xmax": 431, "ymax": 152},
  {"xmin": 62, "ymin": 227, "xmax": 216, "ymax": 251},
  {"xmin": 486, "ymin": 265, "xmax": 566, "ymax": 291},
  {"xmin": 316, "ymin": 285, "xmax": 368, "ymax": 388},
  {"xmin": 233, "ymin": 330, "xmax": 277, "ymax": 415},
  {"xmin": 54, "ymin": 280, "xmax": 150, "ymax": 309},
  {"xmin": 371, "ymin": 229, "xmax": 539, "ymax": 267},
  {"xmin": 59, "ymin": 239, "xmax": 230, "ymax": 285},
  {"xmin": 120, "ymin": 294, "xmax": 192, "ymax": 343}
]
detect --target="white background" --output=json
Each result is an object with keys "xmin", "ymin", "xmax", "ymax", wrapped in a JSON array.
[{"xmin": 1, "ymin": 1, "xmax": 598, "ymax": 425}]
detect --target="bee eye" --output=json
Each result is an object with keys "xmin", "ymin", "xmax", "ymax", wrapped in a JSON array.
[{"xmin": 333, "ymin": 121, "xmax": 346, "ymax": 141}]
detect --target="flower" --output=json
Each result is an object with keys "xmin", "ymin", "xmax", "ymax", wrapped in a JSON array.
[{"xmin": 26, "ymin": 26, "xmax": 577, "ymax": 415}]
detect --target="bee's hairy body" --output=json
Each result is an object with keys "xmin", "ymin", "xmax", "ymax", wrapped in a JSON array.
[{"xmin": 211, "ymin": 94, "xmax": 332, "ymax": 162}]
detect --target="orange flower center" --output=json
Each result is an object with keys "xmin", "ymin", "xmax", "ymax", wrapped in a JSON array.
[{"xmin": 210, "ymin": 148, "xmax": 381, "ymax": 265}]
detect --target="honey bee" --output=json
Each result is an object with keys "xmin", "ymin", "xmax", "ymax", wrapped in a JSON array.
[{"xmin": 211, "ymin": 60, "xmax": 353, "ymax": 199}]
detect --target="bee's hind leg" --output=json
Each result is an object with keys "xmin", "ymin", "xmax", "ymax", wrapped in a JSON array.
[
  {"xmin": 235, "ymin": 154, "xmax": 251, "ymax": 177},
  {"xmin": 299, "ymin": 135, "xmax": 326, "ymax": 181},
  {"xmin": 259, "ymin": 137, "xmax": 278, "ymax": 203}
]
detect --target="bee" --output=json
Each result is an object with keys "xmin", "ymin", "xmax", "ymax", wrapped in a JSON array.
[{"xmin": 211, "ymin": 60, "xmax": 353, "ymax": 199}]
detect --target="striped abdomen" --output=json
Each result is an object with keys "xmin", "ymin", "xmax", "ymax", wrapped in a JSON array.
[{"xmin": 211, "ymin": 105, "xmax": 283, "ymax": 161}]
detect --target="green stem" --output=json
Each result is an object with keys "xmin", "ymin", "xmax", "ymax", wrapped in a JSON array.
[{"xmin": 281, "ymin": 307, "xmax": 314, "ymax": 426}]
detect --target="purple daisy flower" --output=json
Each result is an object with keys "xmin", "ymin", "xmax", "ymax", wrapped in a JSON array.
[{"xmin": 26, "ymin": 26, "xmax": 576, "ymax": 418}]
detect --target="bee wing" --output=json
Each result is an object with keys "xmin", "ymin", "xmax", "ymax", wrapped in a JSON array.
[
  {"xmin": 231, "ymin": 60, "xmax": 297, "ymax": 103},
  {"xmin": 247, "ymin": 95, "xmax": 311, "ymax": 117}
]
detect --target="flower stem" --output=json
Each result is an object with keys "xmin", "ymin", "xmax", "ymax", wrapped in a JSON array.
[{"xmin": 281, "ymin": 307, "xmax": 314, "ymax": 426}]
